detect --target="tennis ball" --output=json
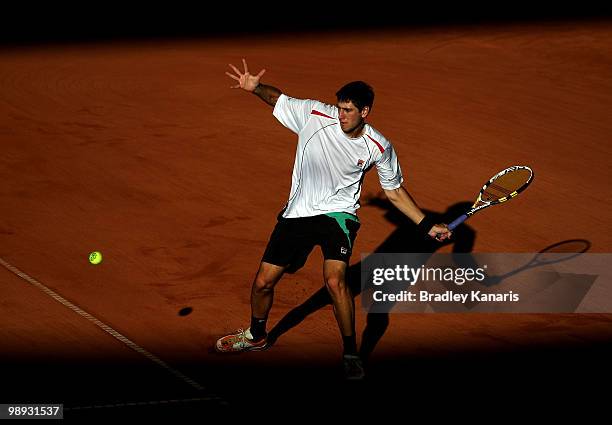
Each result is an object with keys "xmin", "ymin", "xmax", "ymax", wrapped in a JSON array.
[{"xmin": 89, "ymin": 251, "xmax": 103, "ymax": 265}]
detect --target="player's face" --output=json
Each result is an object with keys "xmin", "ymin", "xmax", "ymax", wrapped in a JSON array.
[{"xmin": 337, "ymin": 101, "xmax": 369, "ymax": 135}]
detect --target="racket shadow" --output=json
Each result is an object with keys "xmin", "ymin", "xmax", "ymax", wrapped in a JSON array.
[
  {"xmin": 483, "ymin": 239, "xmax": 592, "ymax": 287},
  {"xmin": 266, "ymin": 199, "xmax": 477, "ymax": 362}
]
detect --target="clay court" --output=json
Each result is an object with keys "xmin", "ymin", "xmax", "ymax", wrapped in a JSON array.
[{"xmin": 1, "ymin": 17, "xmax": 611, "ymax": 418}]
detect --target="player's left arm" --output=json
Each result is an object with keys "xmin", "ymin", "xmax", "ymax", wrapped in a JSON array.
[
  {"xmin": 383, "ymin": 186, "xmax": 452, "ymax": 241},
  {"xmin": 226, "ymin": 58, "xmax": 281, "ymax": 107}
]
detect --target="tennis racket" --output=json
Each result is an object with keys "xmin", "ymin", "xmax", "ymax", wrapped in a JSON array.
[{"xmin": 448, "ymin": 165, "xmax": 534, "ymax": 231}]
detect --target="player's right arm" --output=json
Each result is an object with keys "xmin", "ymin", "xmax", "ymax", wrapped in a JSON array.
[{"xmin": 226, "ymin": 58, "xmax": 281, "ymax": 106}]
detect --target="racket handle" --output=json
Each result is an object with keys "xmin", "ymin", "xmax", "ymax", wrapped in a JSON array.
[{"xmin": 448, "ymin": 214, "xmax": 468, "ymax": 231}]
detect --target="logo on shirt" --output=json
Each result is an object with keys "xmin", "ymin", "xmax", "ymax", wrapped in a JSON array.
[{"xmin": 357, "ymin": 159, "xmax": 365, "ymax": 168}]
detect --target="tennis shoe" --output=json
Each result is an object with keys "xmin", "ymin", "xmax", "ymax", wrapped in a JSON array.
[
  {"xmin": 215, "ymin": 327, "xmax": 267, "ymax": 353},
  {"xmin": 343, "ymin": 354, "xmax": 365, "ymax": 380}
]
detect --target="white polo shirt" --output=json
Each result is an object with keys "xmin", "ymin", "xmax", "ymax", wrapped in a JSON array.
[{"xmin": 273, "ymin": 94, "xmax": 404, "ymax": 218}]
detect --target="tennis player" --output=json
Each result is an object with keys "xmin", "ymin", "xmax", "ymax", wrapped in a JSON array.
[{"xmin": 215, "ymin": 59, "xmax": 452, "ymax": 380}]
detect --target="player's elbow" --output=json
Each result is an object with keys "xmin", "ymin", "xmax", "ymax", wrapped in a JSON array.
[{"xmin": 383, "ymin": 187, "xmax": 402, "ymax": 203}]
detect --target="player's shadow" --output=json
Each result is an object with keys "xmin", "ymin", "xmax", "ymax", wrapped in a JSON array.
[{"xmin": 266, "ymin": 198, "xmax": 476, "ymax": 361}]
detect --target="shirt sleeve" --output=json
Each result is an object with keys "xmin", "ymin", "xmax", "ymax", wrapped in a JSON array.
[
  {"xmin": 272, "ymin": 94, "xmax": 318, "ymax": 134},
  {"xmin": 375, "ymin": 143, "xmax": 404, "ymax": 190}
]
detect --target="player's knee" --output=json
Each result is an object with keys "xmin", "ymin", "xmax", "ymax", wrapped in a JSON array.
[
  {"xmin": 253, "ymin": 274, "xmax": 276, "ymax": 293},
  {"xmin": 325, "ymin": 276, "xmax": 347, "ymax": 294}
]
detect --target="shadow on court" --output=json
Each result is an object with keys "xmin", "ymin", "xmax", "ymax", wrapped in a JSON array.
[
  {"xmin": 221, "ymin": 202, "xmax": 609, "ymax": 416},
  {"xmin": 482, "ymin": 238, "xmax": 592, "ymax": 287}
]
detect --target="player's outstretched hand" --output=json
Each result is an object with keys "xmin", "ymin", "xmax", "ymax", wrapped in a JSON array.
[
  {"xmin": 429, "ymin": 224, "xmax": 452, "ymax": 242},
  {"xmin": 225, "ymin": 58, "xmax": 266, "ymax": 92}
]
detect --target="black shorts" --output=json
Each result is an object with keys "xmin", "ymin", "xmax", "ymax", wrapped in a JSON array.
[{"xmin": 262, "ymin": 212, "xmax": 361, "ymax": 273}]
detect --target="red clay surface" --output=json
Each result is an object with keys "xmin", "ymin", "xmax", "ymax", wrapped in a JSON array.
[{"xmin": 1, "ymin": 21, "xmax": 611, "ymax": 416}]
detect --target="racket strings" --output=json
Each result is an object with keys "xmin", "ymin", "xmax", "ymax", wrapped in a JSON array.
[
  {"xmin": 482, "ymin": 168, "xmax": 533, "ymax": 202},
  {"xmin": 487, "ymin": 183, "xmax": 513, "ymax": 195},
  {"xmin": 453, "ymin": 166, "xmax": 533, "ymax": 227}
]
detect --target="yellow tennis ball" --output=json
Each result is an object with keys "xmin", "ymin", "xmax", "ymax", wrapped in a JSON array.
[{"xmin": 89, "ymin": 251, "xmax": 103, "ymax": 265}]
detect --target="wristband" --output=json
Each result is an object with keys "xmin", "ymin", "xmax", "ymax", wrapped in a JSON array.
[{"xmin": 416, "ymin": 215, "xmax": 435, "ymax": 236}]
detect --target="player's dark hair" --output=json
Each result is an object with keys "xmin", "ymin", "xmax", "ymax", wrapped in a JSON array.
[{"xmin": 336, "ymin": 81, "xmax": 374, "ymax": 112}]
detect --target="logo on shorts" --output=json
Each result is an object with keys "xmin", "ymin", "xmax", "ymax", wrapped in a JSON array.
[
  {"xmin": 340, "ymin": 247, "xmax": 348, "ymax": 255},
  {"xmin": 357, "ymin": 159, "xmax": 365, "ymax": 168}
]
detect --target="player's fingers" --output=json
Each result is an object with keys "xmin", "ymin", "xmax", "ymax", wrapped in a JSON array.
[
  {"xmin": 257, "ymin": 69, "xmax": 266, "ymax": 78},
  {"xmin": 225, "ymin": 72, "xmax": 240, "ymax": 81},
  {"xmin": 242, "ymin": 58, "xmax": 249, "ymax": 73},
  {"xmin": 434, "ymin": 230, "xmax": 450, "ymax": 241},
  {"xmin": 228, "ymin": 63, "xmax": 241, "ymax": 75}
]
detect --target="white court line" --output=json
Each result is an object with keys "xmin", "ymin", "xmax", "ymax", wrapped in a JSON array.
[
  {"xmin": 0, "ymin": 256, "xmax": 217, "ymax": 397},
  {"xmin": 64, "ymin": 397, "xmax": 228, "ymax": 411}
]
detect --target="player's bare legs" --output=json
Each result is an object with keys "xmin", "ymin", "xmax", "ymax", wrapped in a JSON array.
[
  {"xmin": 251, "ymin": 261, "xmax": 286, "ymax": 319},
  {"xmin": 324, "ymin": 259, "xmax": 364, "ymax": 379},
  {"xmin": 323, "ymin": 259, "xmax": 354, "ymax": 337},
  {"xmin": 215, "ymin": 262, "xmax": 285, "ymax": 353}
]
